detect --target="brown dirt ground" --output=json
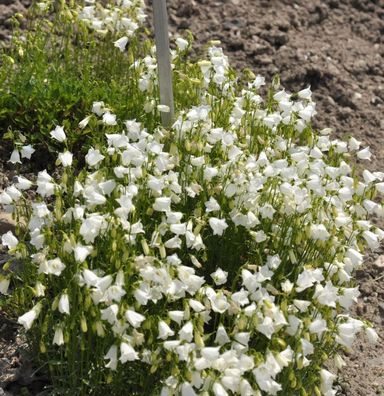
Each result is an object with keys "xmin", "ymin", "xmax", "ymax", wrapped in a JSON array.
[{"xmin": 0, "ymin": 0, "xmax": 383, "ymax": 395}]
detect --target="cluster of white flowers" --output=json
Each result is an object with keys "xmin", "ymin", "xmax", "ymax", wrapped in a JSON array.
[
  {"xmin": 1, "ymin": 29, "xmax": 382, "ymax": 396},
  {"xmin": 77, "ymin": 0, "xmax": 146, "ymax": 38}
]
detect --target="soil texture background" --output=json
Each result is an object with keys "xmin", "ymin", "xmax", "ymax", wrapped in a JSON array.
[{"xmin": 0, "ymin": 0, "xmax": 384, "ymax": 395}]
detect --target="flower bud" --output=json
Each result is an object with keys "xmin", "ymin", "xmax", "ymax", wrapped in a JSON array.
[
  {"xmin": 194, "ymin": 332, "xmax": 205, "ymax": 348},
  {"xmin": 81, "ymin": 316, "xmax": 87, "ymax": 333},
  {"xmin": 40, "ymin": 341, "xmax": 46, "ymax": 353}
]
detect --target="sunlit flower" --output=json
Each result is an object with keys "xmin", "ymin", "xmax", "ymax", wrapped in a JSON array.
[
  {"xmin": 58, "ymin": 293, "xmax": 70, "ymax": 315},
  {"xmin": 53, "ymin": 326, "xmax": 64, "ymax": 345},
  {"xmin": 209, "ymin": 217, "xmax": 228, "ymax": 236},
  {"xmin": 18, "ymin": 303, "xmax": 41, "ymax": 330},
  {"xmin": 114, "ymin": 36, "xmax": 129, "ymax": 52},
  {"xmin": 9, "ymin": 149, "xmax": 21, "ymax": 164},
  {"xmin": 85, "ymin": 148, "xmax": 105, "ymax": 167},
  {"xmin": 176, "ymin": 37, "xmax": 188, "ymax": 51},
  {"xmin": 1, "ymin": 231, "xmax": 18, "ymax": 249},
  {"xmin": 0, "ymin": 278, "xmax": 10, "ymax": 295},
  {"xmin": 20, "ymin": 145, "xmax": 35, "ymax": 159},
  {"xmin": 58, "ymin": 151, "xmax": 73, "ymax": 167},
  {"xmin": 50, "ymin": 125, "xmax": 66, "ymax": 142}
]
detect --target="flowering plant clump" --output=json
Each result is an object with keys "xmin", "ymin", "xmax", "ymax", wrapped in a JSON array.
[
  {"xmin": 0, "ymin": 0, "xmax": 152, "ymax": 151},
  {"xmin": 77, "ymin": 0, "xmax": 147, "ymax": 39},
  {"xmin": 1, "ymin": 2, "xmax": 383, "ymax": 396}
]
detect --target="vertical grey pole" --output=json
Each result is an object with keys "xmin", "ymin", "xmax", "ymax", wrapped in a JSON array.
[{"xmin": 153, "ymin": 0, "xmax": 174, "ymax": 128}]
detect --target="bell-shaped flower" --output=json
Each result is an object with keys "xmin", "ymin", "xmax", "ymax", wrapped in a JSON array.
[
  {"xmin": 201, "ymin": 347, "xmax": 220, "ymax": 362},
  {"xmin": 309, "ymin": 318, "xmax": 327, "ymax": 336},
  {"xmin": 320, "ymin": 369, "xmax": 336, "ymax": 395},
  {"xmin": 1, "ymin": 231, "xmax": 18, "ymax": 249},
  {"xmin": 104, "ymin": 344, "xmax": 118, "ymax": 371},
  {"xmin": 125, "ymin": 309, "xmax": 145, "ymax": 328},
  {"xmin": 357, "ymin": 147, "xmax": 371, "ymax": 160},
  {"xmin": 53, "ymin": 326, "xmax": 64, "ymax": 346},
  {"xmin": 18, "ymin": 303, "xmax": 41, "ymax": 330},
  {"xmin": 40, "ymin": 257, "xmax": 66, "ymax": 276},
  {"xmin": 158, "ymin": 320, "xmax": 174, "ymax": 340},
  {"xmin": 0, "ymin": 191, "xmax": 13, "ymax": 205},
  {"xmin": 58, "ymin": 151, "xmax": 73, "ymax": 167},
  {"xmin": 313, "ymin": 281, "xmax": 339, "ymax": 308},
  {"xmin": 205, "ymin": 197, "xmax": 220, "ymax": 213},
  {"xmin": 20, "ymin": 145, "xmax": 35, "ymax": 159},
  {"xmin": 176, "ymin": 37, "xmax": 188, "ymax": 51},
  {"xmin": 209, "ymin": 217, "xmax": 228, "ymax": 236},
  {"xmin": 168, "ymin": 310, "xmax": 185, "ymax": 325},
  {"xmin": 365, "ymin": 327, "xmax": 379, "ymax": 344},
  {"xmin": 79, "ymin": 115, "xmax": 92, "ymax": 129},
  {"xmin": 9, "ymin": 149, "xmax": 21, "ymax": 164},
  {"xmin": 179, "ymin": 321, "xmax": 193, "ymax": 342},
  {"xmin": 58, "ymin": 293, "xmax": 70, "ymax": 314},
  {"xmin": 114, "ymin": 36, "xmax": 129, "ymax": 52},
  {"xmin": 85, "ymin": 148, "xmax": 105, "ymax": 167},
  {"xmin": 36, "ymin": 170, "xmax": 55, "ymax": 197},
  {"xmin": 15, "ymin": 175, "xmax": 33, "ymax": 190},
  {"xmin": 101, "ymin": 305, "xmax": 119, "ymax": 325},
  {"xmin": 74, "ymin": 244, "xmax": 93, "ymax": 263},
  {"xmin": 50, "ymin": 126, "xmax": 66, "ymax": 142},
  {"xmin": 362, "ymin": 230, "xmax": 379, "ymax": 250},
  {"xmin": 210, "ymin": 268, "xmax": 228, "ymax": 286},
  {"xmin": 153, "ymin": 197, "xmax": 172, "ymax": 212},
  {"xmin": 214, "ymin": 324, "xmax": 230, "ymax": 345},
  {"xmin": 79, "ymin": 214, "xmax": 107, "ymax": 243},
  {"xmin": 0, "ymin": 278, "xmax": 10, "ymax": 295},
  {"xmin": 102, "ymin": 112, "xmax": 117, "ymax": 126},
  {"xmin": 189, "ymin": 299, "xmax": 205, "ymax": 313},
  {"xmin": 310, "ymin": 224, "xmax": 330, "ymax": 241},
  {"xmin": 92, "ymin": 101, "xmax": 105, "ymax": 116},
  {"xmin": 298, "ymin": 86, "xmax": 312, "ymax": 100},
  {"xmin": 120, "ymin": 342, "xmax": 138, "ymax": 363},
  {"xmin": 207, "ymin": 291, "xmax": 229, "ymax": 313},
  {"xmin": 212, "ymin": 382, "xmax": 228, "ymax": 396}
]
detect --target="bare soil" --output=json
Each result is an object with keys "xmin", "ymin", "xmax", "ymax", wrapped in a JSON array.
[{"xmin": 0, "ymin": 0, "xmax": 383, "ymax": 395}]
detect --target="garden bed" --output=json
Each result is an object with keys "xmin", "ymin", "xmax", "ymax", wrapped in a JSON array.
[{"xmin": 0, "ymin": 1, "xmax": 383, "ymax": 395}]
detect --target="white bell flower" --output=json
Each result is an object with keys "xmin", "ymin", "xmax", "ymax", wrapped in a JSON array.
[
  {"xmin": 15, "ymin": 176, "xmax": 33, "ymax": 190},
  {"xmin": 310, "ymin": 224, "xmax": 330, "ymax": 241},
  {"xmin": 1, "ymin": 231, "xmax": 18, "ymax": 249},
  {"xmin": 158, "ymin": 320, "xmax": 174, "ymax": 340},
  {"xmin": 79, "ymin": 115, "xmax": 92, "ymax": 129},
  {"xmin": 58, "ymin": 293, "xmax": 70, "ymax": 315},
  {"xmin": 58, "ymin": 151, "xmax": 73, "ymax": 167},
  {"xmin": 102, "ymin": 111, "xmax": 117, "ymax": 126},
  {"xmin": 120, "ymin": 342, "xmax": 138, "ymax": 363},
  {"xmin": 53, "ymin": 327, "xmax": 64, "ymax": 346},
  {"xmin": 168, "ymin": 310, "xmax": 185, "ymax": 325},
  {"xmin": 9, "ymin": 149, "xmax": 21, "ymax": 164},
  {"xmin": 85, "ymin": 148, "xmax": 105, "ymax": 167},
  {"xmin": 176, "ymin": 37, "xmax": 188, "ymax": 51},
  {"xmin": 20, "ymin": 145, "xmax": 35, "ymax": 159},
  {"xmin": 114, "ymin": 36, "xmax": 129, "ymax": 52},
  {"xmin": 357, "ymin": 146, "xmax": 372, "ymax": 160},
  {"xmin": 104, "ymin": 345, "xmax": 118, "ymax": 371},
  {"xmin": 209, "ymin": 217, "xmax": 228, "ymax": 236},
  {"xmin": 40, "ymin": 258, "xmax": 66, "ymax": 276},
  {"xmin": 18, "ymin": 303, "xmax": 41, "ymax": 330},
  {"xmin": 179, "ymin": 321, "xmax": 193, "ymax": 342},
  {"xmin": 0, "ymin": 278, "xmax": 10, "ymax": 295},
  {"xmin": 210, "ymin": 268, "xmax": 228, "ymax": 286},
  {"xmin": 50, "ymin": 125, "xmax": 66, "ymax": 142},
  {"xmin": 125, "ymin": 309, "xmax": 145, "ymax": 328}
]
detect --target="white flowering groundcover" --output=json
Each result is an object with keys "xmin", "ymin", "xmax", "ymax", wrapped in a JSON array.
[{"xmin": 0, "ymin": 1, "xmax": 383, "ymax": 395}]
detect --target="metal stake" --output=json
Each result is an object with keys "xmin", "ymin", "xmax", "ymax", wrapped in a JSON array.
[{"xmin": 152, "ymin": 0, "xmax": 174, "ymax": 128}]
